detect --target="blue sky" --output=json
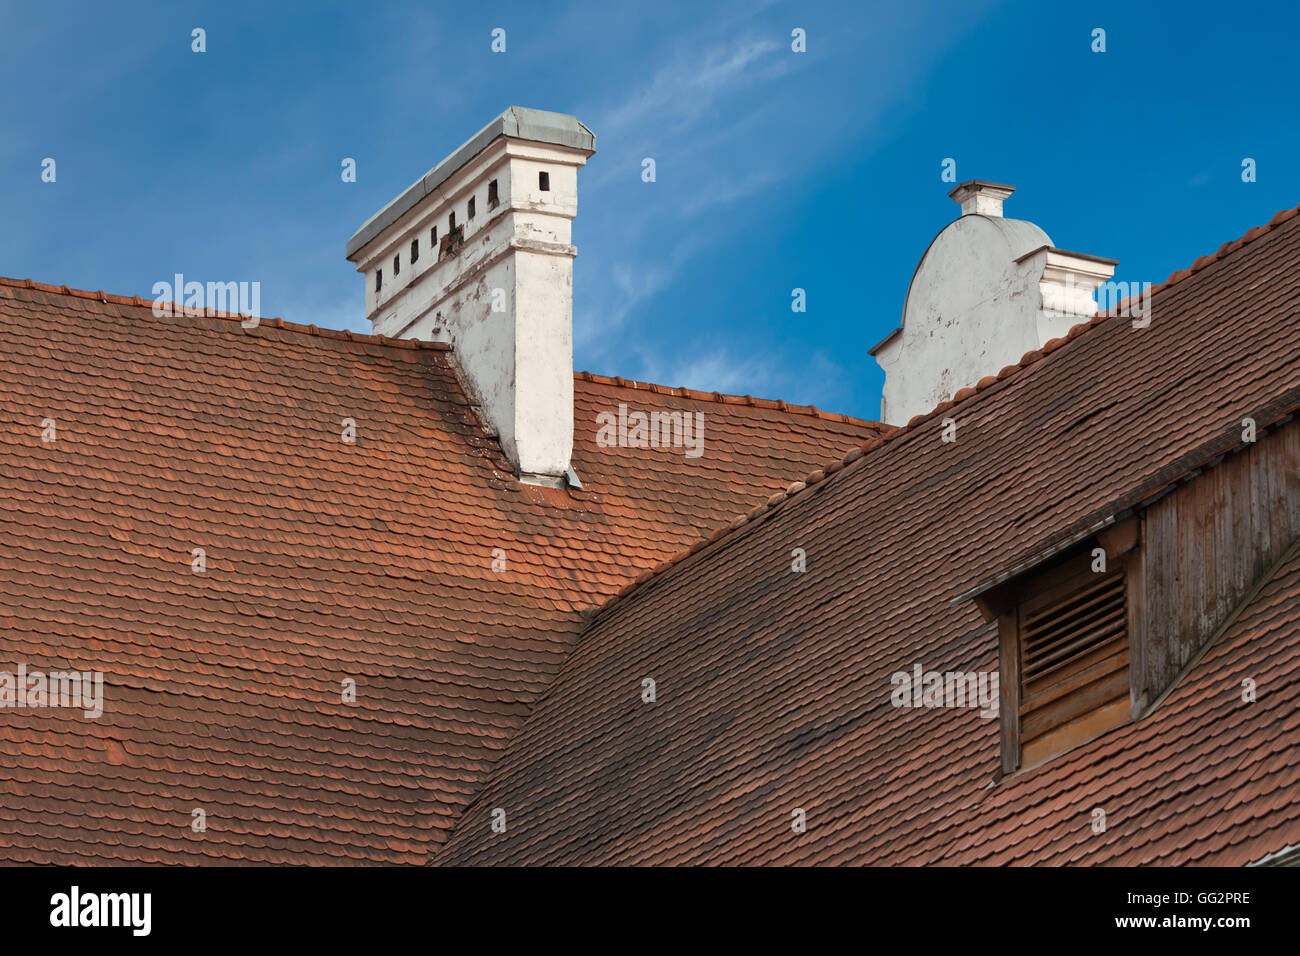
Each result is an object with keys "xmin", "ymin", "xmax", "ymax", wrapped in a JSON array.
[{"xmin": 3, "ymin": 0, "xmax": 1297, "ymax": 420}]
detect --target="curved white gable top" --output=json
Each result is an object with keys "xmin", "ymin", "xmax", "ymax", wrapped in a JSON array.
[{"xmin": 871, "ymin": 181, "xmax": 1117, "ymax": 426}]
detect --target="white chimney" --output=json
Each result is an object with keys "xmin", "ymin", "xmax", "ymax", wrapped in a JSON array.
[
  {"xmin": 346, "ymin": 107, "xmax": 596, "ymax": 486},
  {"xmin": 949, "ymin": 180, "xmax": 1014, "ymax": 217},
  {"xmin": 870, "ymin": 181, "xmax": 1116, "ymax": 426}
]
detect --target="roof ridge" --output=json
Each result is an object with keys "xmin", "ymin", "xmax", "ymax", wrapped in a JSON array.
[
  {"xmin": 574, "ymin": 369, "xmax": 886, "ymax": 430},
  {"xmin": 583, "ymin": 198, "xmax": 1300, "ymax": 623},
  {"xmin": 0, "ymin": 275, "xmax": 451, "ymax": 352}
]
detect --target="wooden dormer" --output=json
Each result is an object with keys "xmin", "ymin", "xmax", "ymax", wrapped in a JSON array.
[{"xmin": 968, "ymin": 412, "xmax": 1300, "ymax": 777}]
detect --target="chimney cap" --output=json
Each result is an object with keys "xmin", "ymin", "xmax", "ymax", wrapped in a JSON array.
[
  {"xmin": 948, "ymin": 180, "xmax": 1016, "ymax": 218},
  {"xmin": 346, "ymin": 106, "xmax": 595, "ymax": 260}
]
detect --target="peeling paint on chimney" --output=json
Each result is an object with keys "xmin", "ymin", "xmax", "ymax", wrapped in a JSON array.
[{"xmin": 346, "ymin": 107, "xmax": 596, "ymax": 484}]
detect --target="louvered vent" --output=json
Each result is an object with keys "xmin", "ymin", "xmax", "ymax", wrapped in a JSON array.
[{"xmin": 1018, "ymin": 569, "xmax": 1130, "ymax": 765}]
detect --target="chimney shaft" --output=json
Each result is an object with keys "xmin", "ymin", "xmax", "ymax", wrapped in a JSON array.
[
  {"xmin": 948, "ymin": 180, "xmax": 1016, "ymax": 218},
  {"xmin": 346, "ymin": 107, "xmax": 595, "ymax": 485}
]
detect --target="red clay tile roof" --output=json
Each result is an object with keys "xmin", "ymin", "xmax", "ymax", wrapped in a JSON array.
[
  {"xmin": 434, "ymin": 203, "xmax": 1300, "ymax": 865},
  {"xmin": 0, "ymin": 279, "xmax": 884, "ymax": 864}
]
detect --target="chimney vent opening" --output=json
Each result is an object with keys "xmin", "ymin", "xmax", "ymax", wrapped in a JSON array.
[
  {"xmin": 449, "ymin": 211, "xmax": 456, "ymax": 230},
  {"xmin": 468, "ymin": 196, "xmax": 476, "ymax": 220},
  {"xmin": 430, "ymin": 225, "xmax": 437, "ymax": 246},
  {"xmin": 538, "ymin": 171, "xmax": 550, "ymax": 191},
  {"xmin": 488, "ymin": 179, "xmax": 499, "ymax": 207},
  {"xmin": 375, "ymin": 269, "xmax": 382, "ymax": 292},
  {"xmin": 410, "ymin": 238, "xmax": 419, "ymax": 264},
  {"xmin": 392, "ymin": 254, "xmax": 399, "ymax": 276}
]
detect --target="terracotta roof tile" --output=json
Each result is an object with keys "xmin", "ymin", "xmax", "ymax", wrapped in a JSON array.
[
  {"xmin": 434, "ymin": 203, "xmax": 1300, "ymax": 865},
  {"xmin": 0, "ymin": 280, "xmax": 882, "ymax": 864},
  {"xmin": 8, "ymin": 196, "xmax": 1298, "ymax": 867}
]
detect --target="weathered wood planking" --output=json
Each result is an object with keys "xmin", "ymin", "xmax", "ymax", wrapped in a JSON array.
[{"xmin": 1140, "ymin": 418, "xmax": 1300, "ymax": 703}]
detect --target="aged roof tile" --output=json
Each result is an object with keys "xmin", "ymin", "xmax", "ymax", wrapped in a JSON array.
[
  {"xmin": 433, "ymin": 202, "xmax": 1300, "ymax": 866},
  {"xmin": 0, "ymin": 281, "xmax": 881, "ymax": 865}
]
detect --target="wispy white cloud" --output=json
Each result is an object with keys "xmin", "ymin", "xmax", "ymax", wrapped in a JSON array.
[
  {"xmin": 679, "ymin": 170, "xmax": 782, "ymax": 216},
  {"xmin": 574, "ymin": 30, "xmax": 794, "ymax": 364},
  {"xmin": 632, "ymin": 346, "xmax": 858, "ymax": 410},
  {"xmin": 575, "ymin": 232, "xmax": 706, "ymax": 351},
  {"xmin": 585, "ymin": 35, "xmax": 799, "ymax": 193},
  {"xmin": 601, "ymin": 37, "xmax": 782, "ymax": 138},
  {"xmin": 635, "ymin": 346, "xmax": 776, "ymax": 396}
]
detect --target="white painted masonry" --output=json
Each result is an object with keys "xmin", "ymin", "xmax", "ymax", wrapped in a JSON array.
[
  {"xmin": 871, "ymin": 181, "xmax": 1116, "ymax": 426},
  {"xmin": 347, "ymin": 107, "xmax": 595, "ymax": 485}
]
